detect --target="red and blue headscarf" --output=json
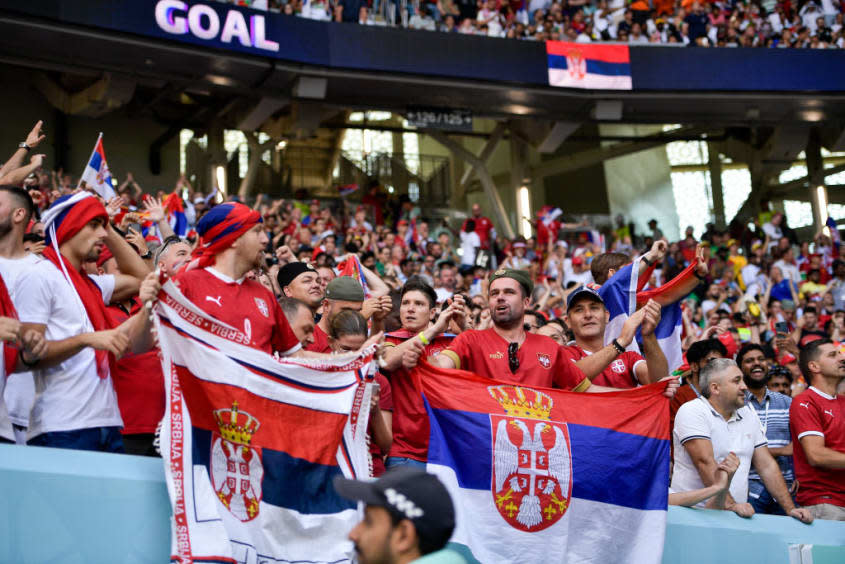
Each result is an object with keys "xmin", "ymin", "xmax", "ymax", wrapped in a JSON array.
[
  {"xmin": 41, "ymin": 193, "xmax": 115, "ymax": 379},
  {"xmin": 189, "ymin": 202, "xmax": 262, "ymax": 269}
]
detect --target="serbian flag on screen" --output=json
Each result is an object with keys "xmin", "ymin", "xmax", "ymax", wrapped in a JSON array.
[
  {"xmin": 546, "ymin": 42, "xmax": 632, "ymax": 90},
  {"xmin": 79, "ymin": 133, "xmax": 117, "ymax": 200},
  {"xmin": 599, "ymin": 257, "xmax": 690, "ymax": 373},
  {"xmin": 163, "ymin": 191, "xmax": 188, "ymax": 237},
  {"xmin": 418, "ymin": 362, "xmax": 669, "ymax": 564},
  {"xmin": 154, "ymin": 281, "xmax": 375, "ymax": 564}
]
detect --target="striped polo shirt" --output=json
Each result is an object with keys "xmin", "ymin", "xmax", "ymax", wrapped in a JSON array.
[{"xmin": 745, "ymin": 388, "xmax": 793, "ymax": 482}]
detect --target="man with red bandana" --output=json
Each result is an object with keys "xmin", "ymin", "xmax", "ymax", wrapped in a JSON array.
[{"xmin": 16, "ymin": 192, "xmax": 156, "ymax": 452}]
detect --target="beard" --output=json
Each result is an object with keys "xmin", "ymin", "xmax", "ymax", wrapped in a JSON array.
[
  {"xmin": 84, "ymin": 244, "xmax": 102, "ymax": 263},
  {"xmin": 0, "ymin": 215, "xmax": 12, "ymax": 238},
  {"xmin": 491, "ymin": 304, "xmax": 522, "ymax": 329}
]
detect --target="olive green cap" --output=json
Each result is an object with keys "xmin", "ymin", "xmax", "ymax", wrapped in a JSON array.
[
  {"xmin": 325, "ymin": 276, "xmax": 365, "ymax": 302},
  {"xmin": 488, "ymin": 268, "xmax": 533, "ymax": 297}
]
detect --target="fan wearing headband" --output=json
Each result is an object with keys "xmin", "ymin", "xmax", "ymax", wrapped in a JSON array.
[
  {"xmin": 148, "ymin": 202, "xmax": 380, "ymax": 358},
  {"xmin": 15, "ymin": 192, "xmax": 157, "ymax": 452}
]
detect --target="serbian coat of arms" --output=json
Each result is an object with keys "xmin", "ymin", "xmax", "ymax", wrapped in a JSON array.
[
  {"xmin": 566, "ymin": 48, "xmax": 587, "ymax": 81},
  {"xmin": 210, "ymin": 401, "xmax": 264, "ymax": 522},
  {"xmin": 489, "ymin": 385, "xmax": 572, "ymax": 532}
]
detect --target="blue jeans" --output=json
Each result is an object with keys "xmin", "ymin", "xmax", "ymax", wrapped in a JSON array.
[
  {"xmin": 385, "ymin": 456, "xmax": 427, "ymax": 470},
  {"xmin": 748, "ymin": 479, "xmax": 789, "ymax": 515},
  {"xmin": 28, "ymin": 426, "xmax": 125, "ymax": 453}
]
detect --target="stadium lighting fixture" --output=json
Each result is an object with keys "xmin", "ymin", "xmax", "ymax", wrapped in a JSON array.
[
  {"xmin": 816, "ymin": 185, "xmax": 828, "ymax": 223},
  {"xmin": 216, "ymin": 165, "xmax": 227, "ymax": 201},
  {"xmin": 276, "ymin": 140, "xmax": 287, "ymax": 150},
  {"xmin": 517, "ymin": 186, "xmax": 532, "ymax": 238}
]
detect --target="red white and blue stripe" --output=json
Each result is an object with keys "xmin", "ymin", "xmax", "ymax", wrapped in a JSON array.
[
  {"xmin": 599, "ymin": 258, "xmax": 686, "ymax": 373},
  {"xmin": 418, "ymin": 362, "xmax": 668, "ymax": 563},
  {"xmin": 546, "ymin": 41, "xmax": 632, "ymax": 91},
  {"xmin": 155, "ymin": 281, "xmax": 375, "ymax": 564},
  {"xmin": 79, "ymin": 133, "xmax": 117, "ymax": 200}
]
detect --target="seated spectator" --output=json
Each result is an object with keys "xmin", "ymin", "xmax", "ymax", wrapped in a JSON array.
[{"xmin": 671, "ymin": 358, "xmax": 812, "ymax": 522}]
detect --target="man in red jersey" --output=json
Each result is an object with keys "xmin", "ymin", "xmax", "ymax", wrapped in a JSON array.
[
  {"xmin": 171, "ymin": 203, "xmax": 301, "ymax": 356},
  {"xmin": 462, "ymin": 203, "xmax": 495, "ymax": 250},
  {"xmin": 561, "ymin": 285, "xmax": 667, "ymax": 388},
  {"xmin": 379, "ymin": 277, "xmax": 466, "ymax": 469},
  {"xmin": 403, "ymin": 269, "xmax": 679, "ymax": 398},
  {"xmin": 792, "ymin": 339, "xmax": 845, "ymax": 520}
]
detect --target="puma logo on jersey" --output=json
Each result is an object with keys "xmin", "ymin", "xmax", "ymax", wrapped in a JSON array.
[
  {"xmin": 799, "ymin": 402, "xmax": 810, "ymax": 409},
  {"xmin": 205, "ymin": 295, "xmax": 223, "ymax": 306},
  {"xmin": 824, "ymin": 409, "xmax": 835, "ymax": 417}
]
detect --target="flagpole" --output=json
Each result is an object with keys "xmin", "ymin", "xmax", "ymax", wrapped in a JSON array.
[{"xmin": 75, "ymin": 132, "xmax": 103, "ymax": 191}]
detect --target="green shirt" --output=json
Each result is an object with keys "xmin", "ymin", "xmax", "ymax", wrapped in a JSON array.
[{"xmin": 413, "ymin": 549, "xmax": 468, "ymax": 564}]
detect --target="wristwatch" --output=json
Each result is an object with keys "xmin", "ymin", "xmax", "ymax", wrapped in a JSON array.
[
  {"xmin": 18, "ymin": 142, "xmax": 30, "ymax": 151},
  {"xmin": 140, "ymin": 250, "xmax": 153, "ymax": 260}
]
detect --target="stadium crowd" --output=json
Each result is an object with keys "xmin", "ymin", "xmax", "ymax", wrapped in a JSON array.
[
  {"xmin": 0, "ymin": 118, "xmax": 843, "ymax": 537},
  {"xmin": 222, "ymin": 0, "xmax": 845, "ymax": 48}
]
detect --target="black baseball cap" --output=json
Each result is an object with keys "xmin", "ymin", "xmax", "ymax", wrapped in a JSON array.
[
  {"xmin": 277, "ymin": 261, "xmax": 318, "ymax": 288},
  {"xmin": 566, "ymin": 285, "xmax": 605, "ymax": 311},
  {"xmin": 334, "ymin": 467, "xmax": 455, "ymax": 551}
]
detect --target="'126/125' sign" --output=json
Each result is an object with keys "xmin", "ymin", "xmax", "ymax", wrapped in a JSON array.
[{"xmin": 406, "ymin": 107, "xmax": 473, "ymax": 131}]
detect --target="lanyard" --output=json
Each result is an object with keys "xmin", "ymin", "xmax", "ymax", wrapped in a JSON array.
[{"xmin": 761, "ymin": 395, "xmax": 770, "ymax": 435}]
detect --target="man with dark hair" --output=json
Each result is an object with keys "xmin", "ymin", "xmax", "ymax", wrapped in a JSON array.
[
  {"xmin": 562, "ymin": 285, "xmax": 666, "ymax": 388},
  {"xmin": 334, "ymin": 467, "xmax": 461, "ymax": 563},
  {"xmin": 380, "ymin": 277, "xmax": 465, "ymax": 469},
  {"xmin": 280, "ymin": 297, "xmax": 315, "ymax": 348},
  {"xmin": 670, "ymin": 338, "xmax": 728, "ymax": 431},
  {"xmin": 791, "ymin": 339, "xmax": 845, "ymax": 520},
  {"xmin": 768, "ymin": 366, "xmax": 793, "ymax": 396},
  {"xmin": 672, "ymin": 358, "xmax": 812, "ymax": 522},
  {"xmin": 523, "ymin": 310, "xmax": 546, "ymax": 333},
  {"xmin": 277, "ymin": 261, "xmax": 323, "ymax": 313},
  {"xmin": 403, "ymin": 270, "xmax": 678, "ymax": 398},
  {"xmin": 737, "ymin": 343, "xmax": 795, "ymax": 515}
]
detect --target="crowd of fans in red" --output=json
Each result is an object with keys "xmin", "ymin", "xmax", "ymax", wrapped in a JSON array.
[
  {"xmin": 0, "ymin": 120, "xmax": 843, "ymax": 525},
  {"xmin": 224, "ymin": 0, "xmax": 845, "ymax": 48}
]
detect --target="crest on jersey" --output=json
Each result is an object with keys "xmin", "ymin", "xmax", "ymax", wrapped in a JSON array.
[
  {"xmin": 610, "ymin": 359, "xmax": 626, "ymax": 374},
  {"xmin": 489, "ymin": 385, "xmax": 572, "ymax": 533},
  {"xmin": 210, "ymin": 401, "xmax": 264, "ymax": 522},
  {"xmin": 537, "ymin": 353, "xmax": 551, "ymax": 369},
  {"xmin": 254, "ymin": 297, "xmax": 269, "ymax": 318}
]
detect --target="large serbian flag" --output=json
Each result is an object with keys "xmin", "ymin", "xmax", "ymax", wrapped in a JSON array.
[
  {"xmin": 418, "ymin": 362, "xmax": 669, "ymax": 564},
  {"xmin": 546, "ymin": 41, "xmax": 632, "ymax": 90},
  {"xmin": 78, "ymin": 133, "xmax": 117, "ymax": 200},
  {"xmin": 154, "ymin": 280, "xmax": 375, "ymax": 564}
]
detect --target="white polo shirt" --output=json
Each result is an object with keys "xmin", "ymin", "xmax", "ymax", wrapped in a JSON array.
[{"xmin": 670, "ymin": 397, "xmax": 767, "ymax": 505}]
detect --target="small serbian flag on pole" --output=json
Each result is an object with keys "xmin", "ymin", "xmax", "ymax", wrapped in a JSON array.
[
  {"xmin": 546, "ymin": 41, "xmax": 632, "ymax": 90},
  {"xmin": 826, "ymin": 216, "xmax": 840, "ymax": 250},
  {"xmin": 78, "ymin": 133, "xmax": 116, "ymax": 200},
  {"xmin": 338, "ymin": 183, "xmax": 359, "ymax": 197}
]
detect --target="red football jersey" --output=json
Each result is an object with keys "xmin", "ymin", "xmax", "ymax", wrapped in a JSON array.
[
  {"xmin": 174, "ymin": 267, "xmax": 300, "ymax": 356},
  {"xmin": 369, "ymin": 372, "xmax": 393, "ymax": 477},
  {"xmin": 384, "ymin": 330, "xmax": 454, "ymax": 462},
  {"xmin": 560, "ymin": 345, "xmax": 645, "ymax": 389},
  {"xmin": 790, "ymin": 387, "xmax": 845, "ymax": 507},
  {"xmin": 306, "ymin": 323, "xmax": 332, "ymax": 353},
  {"xmin": 442, "ymin": 329, "xmax": 589, "ymax": 391}
]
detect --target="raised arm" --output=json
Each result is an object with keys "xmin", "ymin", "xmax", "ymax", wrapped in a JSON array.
[
  {"xmin": 0, "ymin": 121, "xmax": 45, "ymax": 181},
  {"xmin": 105, "ymin": 223, "xmax": 151, "ymax": 301},
  {"xmin": 639, "ymin": 300, "xmax": 669, "ymax": 384},
  {"xmin": 573, "ymin": 307, "xmax": 646, "ymax": 379}
]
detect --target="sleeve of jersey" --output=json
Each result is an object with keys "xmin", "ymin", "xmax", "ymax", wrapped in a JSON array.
[
  {"xmin": 376, "ymin": 373, "xmax": 394, "ymax": 412},
  {"xmin": 636, "ymin": 262, "xmax": 696, "ymax": 307},
  {"xmin": 791, "ymin": 398, "xmax": 825, "ymax": 440},
  {"xmin": 675, "ymin": 402, "xmax": 711, "ymax": 445},
  {"xmin": 272, "ymin": 302, "xmax": 302, "ymax": 356},
  {"xmin": 554, "ymin": 349, "xmax": 591, "ymax": 392},
  {"xmin": 440, "ymin": 332, "xmax": 470, "ymax": 370}
]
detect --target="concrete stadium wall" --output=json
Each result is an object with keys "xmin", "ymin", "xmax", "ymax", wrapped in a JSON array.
[
  {"xmin": 602, "ymin": 124, "xmax": 681, "ymax": 242},
  {"xmin": 1, "ymin": 444, "xmax": 842, "ymax": 564},
  {"xmin": 0, "ymin": 66, "xmax": 181, "ymax": 193}
]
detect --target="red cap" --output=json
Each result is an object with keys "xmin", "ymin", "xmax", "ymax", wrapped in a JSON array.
[
  {"xmin": 572, "ymin": 256, "xmax": 584, "ymax": 266},
  {"xmin": 779, "ymin": 353, "xmax": 797, "ymax": 366},
  {"xmin": 717, "ymin": 331, "xmax": 738, "ymax": 358},
  {"xmin": 398, "ymin": 219, "xmax": 409, "ymax": 226}
]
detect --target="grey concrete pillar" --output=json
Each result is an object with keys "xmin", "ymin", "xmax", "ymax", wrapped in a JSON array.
[
  {"xmin": 806, "ymin": 127, "xmax": 826, "ymax": 231},
  {"xmin": 708, "ymin": 143, "xmax": 725, "ymax": 229}
]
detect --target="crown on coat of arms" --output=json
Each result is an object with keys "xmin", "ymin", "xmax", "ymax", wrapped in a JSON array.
[
  {"xmin": 488, "ymin": 385, "xmax": 552, "ymax": 420},
  {"xmin": 213, "ymin": 401, "xmax": 260, "ymax": 445}
]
